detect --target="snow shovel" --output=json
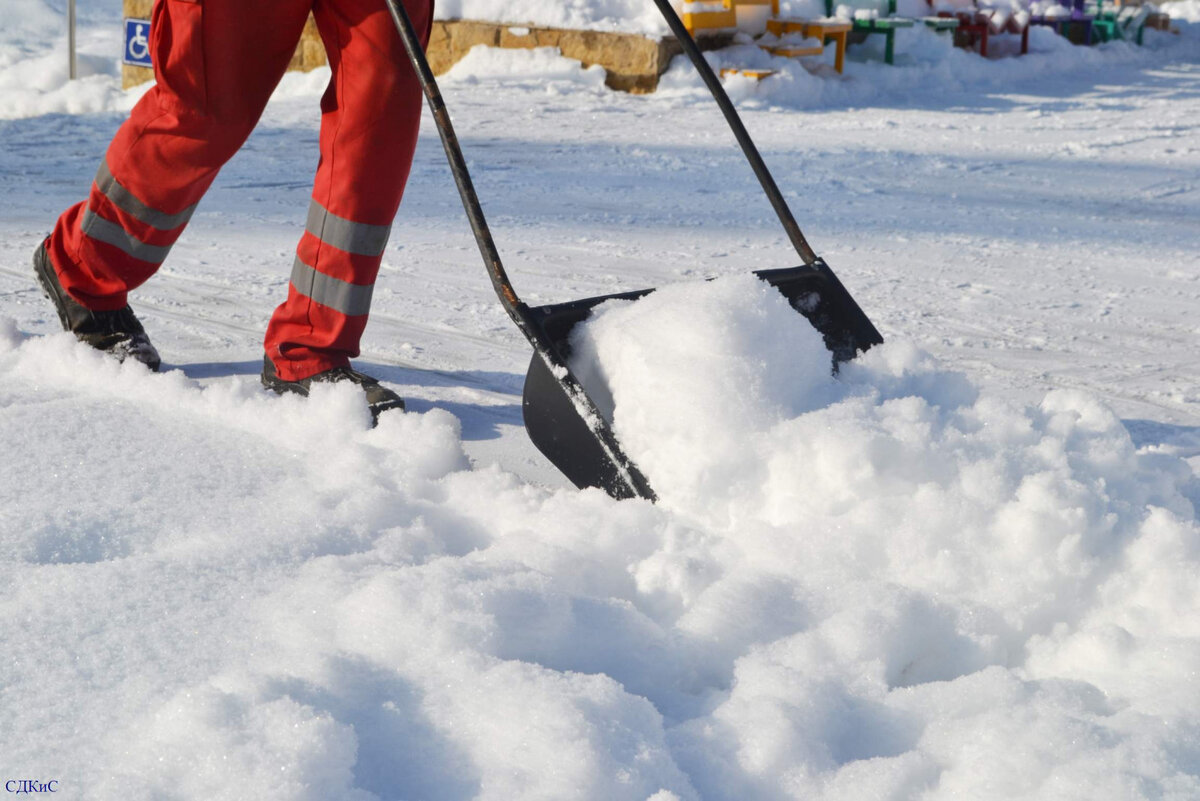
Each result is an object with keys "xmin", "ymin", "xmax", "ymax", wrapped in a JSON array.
[{"xmin": 383, "ymin": 0, "xmax": 883, "ymax": 502}]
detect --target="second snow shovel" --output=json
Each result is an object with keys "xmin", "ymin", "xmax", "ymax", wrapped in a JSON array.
[{"xmin": 384, "ymin": 0, "xmax": 883, "ymax": 502}]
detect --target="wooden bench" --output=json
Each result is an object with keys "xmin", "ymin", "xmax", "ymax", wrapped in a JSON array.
[
  {"xmin": 825, "ymin": 0, "xmax": 917, "ymax": 64},
  {"xmin": 1085, "ymin": 0, "xmax": 1151, "ymax": 42},
  {"xmin": 765, "ymin": 17, "xmax": 853, "ymax": 72},
  {"xmin": 930, "ymin": 0, "xmax": 1029, "ymax": 56},
  {"xmin": 1030, "ymin": 0, "xmax": 1095, "ymax": 44}
]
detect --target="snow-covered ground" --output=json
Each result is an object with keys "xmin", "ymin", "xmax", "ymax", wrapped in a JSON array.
[{"xmin": 2, "ymin": 1, "xmax": 1199, "ymax": 799}]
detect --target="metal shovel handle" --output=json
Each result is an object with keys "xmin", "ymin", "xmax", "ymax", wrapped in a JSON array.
[
  {"xmin": 383, "ymin": 0, "xmax": 658, "ymax": 500},
  {"xmin": 648, "ymin": 0, "xmax": 821, "ymax": 266},
  {"xmin": 382, "ymin": 0, "xmax": 533, "ymax": 333}
]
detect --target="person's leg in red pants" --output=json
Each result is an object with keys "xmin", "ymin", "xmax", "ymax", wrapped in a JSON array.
[
  {"xmin": 47, "ymin": 0, "xmax": 313, "ymax": 311},
  {"xmin": 265, "ymin": 0, "xmax": 432, "ymax": 381},
  {"xmin": 43, "ymin": 0, "xmax": 432, "ymax": 384}
]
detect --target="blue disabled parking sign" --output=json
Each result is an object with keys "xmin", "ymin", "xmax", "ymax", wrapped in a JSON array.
[{"xmin": 124, "ymin": 18, "xmax": 152, "ymax": 67}]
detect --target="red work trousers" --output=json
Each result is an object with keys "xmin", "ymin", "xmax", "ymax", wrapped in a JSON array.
[{"xmin": 47, "ymin": 0, "xmax": 433, "ymax": 381}]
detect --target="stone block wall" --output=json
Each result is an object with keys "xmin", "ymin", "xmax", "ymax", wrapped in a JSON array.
[{"xmin": 427, "ymin": 20, "xmax": 686, "ymax": 93}]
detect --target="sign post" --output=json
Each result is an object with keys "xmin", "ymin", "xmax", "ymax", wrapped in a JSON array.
[{"xmin": 68, "ymin": 0, "xmax": 77, "ymax": 79}]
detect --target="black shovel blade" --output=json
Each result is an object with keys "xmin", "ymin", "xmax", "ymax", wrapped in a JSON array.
[{"xmin": 521, "ymin": 262, "xmax": 883, "ymax": 499}]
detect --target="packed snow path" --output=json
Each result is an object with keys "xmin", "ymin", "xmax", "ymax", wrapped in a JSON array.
[{"xmin": 2, "ymin": 6, "xmax": 1200, "ymax": 800}]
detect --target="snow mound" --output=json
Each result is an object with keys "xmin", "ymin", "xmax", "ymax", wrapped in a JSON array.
[
  {"xmin": 0, "ymin": 271, "xmax": 1193, "ymax": 800},
  {"xmin": 657, "ymin": 20, "xmax": 1195, "ymax": 110},
  {"xmin": 3, "ymin": 271, "xmax": 1199, "ymax": 798},
  {"xmin": 0, "ymin": 1, "xmax": 138, "ymax": 119},
  {"xmin": 564, "ymin": 276, "xmax": 1200, "ymax": 796},
  {"xmin": 569, "ymin": 274, "xmax": 845, "ymax": 520},
  {"xmin": 1161, "ymin": 0, "xmax": 1200, "ymax": 21},
  {"xmin": 442, "ymin": 45, "xmax": 609, "ymax": 91}
]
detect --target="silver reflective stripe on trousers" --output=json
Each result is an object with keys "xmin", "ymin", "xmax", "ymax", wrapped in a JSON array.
[
  {"xmin": 305, "ymin": 201, "xmax": 391, "ymax": 257},
  {"xmin": 95, "ymin": 159, "xmax": 198, "ymax": 231},
  {"xmin": 290, "ymin": 258, "xmax": 375, "ymax": 317},
  {"xmin": 80, "ymin": 209, "xmax": 173, "ymax": 264}
]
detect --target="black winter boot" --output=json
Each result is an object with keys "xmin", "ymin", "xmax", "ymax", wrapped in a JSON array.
[
  {"xmin": 32, "ymin": 239, "xmax": 161, "ymax": 371},
  {"xmin": 261, "ymin": 355, "xmax": 405, "ymax": 421}
]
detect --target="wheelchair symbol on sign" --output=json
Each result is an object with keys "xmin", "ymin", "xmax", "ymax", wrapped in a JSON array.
[
  {"xmin": 124, "ymin": 19, "xmax": 152, "ymax": 67},
  {"xmin": 128, "ymin": 26, "xmax": 149, "ymax": 61}
]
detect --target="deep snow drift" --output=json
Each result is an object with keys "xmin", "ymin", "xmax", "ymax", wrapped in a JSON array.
[
  {"xmin": 2, "ymin": 1, "xmax": 1199, "ymax": 799},
  {"xmin": 3, "ymin": 281, "xmax": 1199, "ymax": 799}
]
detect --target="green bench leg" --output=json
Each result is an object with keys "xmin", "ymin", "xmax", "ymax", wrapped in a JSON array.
[{"xmin": 885, "ymin": 28, "xmax": 896, "ymax": 64}]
